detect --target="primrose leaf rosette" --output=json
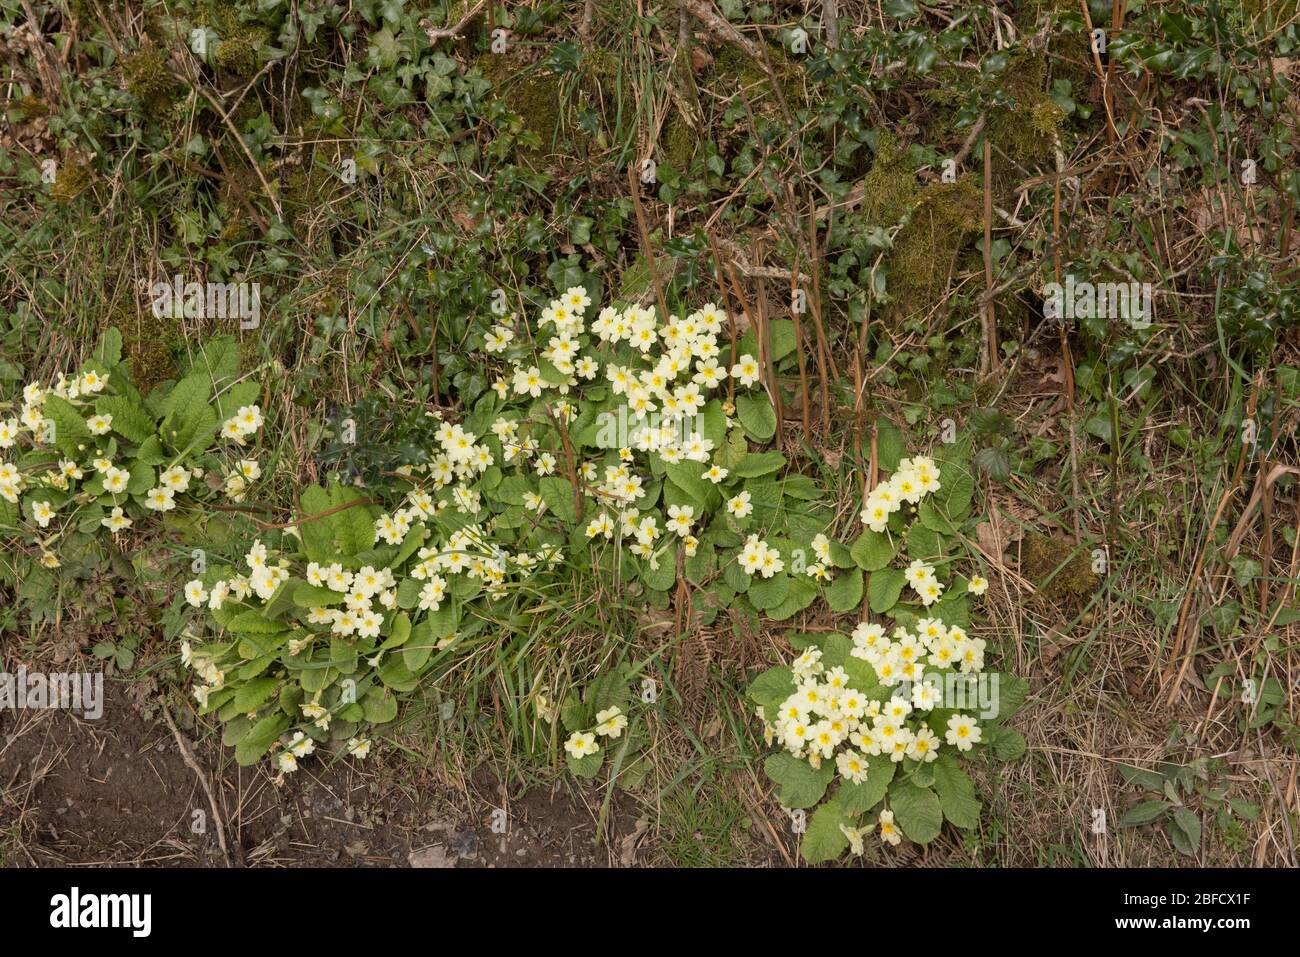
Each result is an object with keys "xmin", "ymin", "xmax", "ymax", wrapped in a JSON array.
[{"xmin": 748, "ymin": 455, "xmax": 1028, "ymax": 862}]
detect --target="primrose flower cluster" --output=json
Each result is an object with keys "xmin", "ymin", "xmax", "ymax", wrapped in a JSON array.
[
  {"xmin": 0, "ymin": 363, "xmax": 263, "ymax": 569},
  {"xmin": 759, "ymin": 605, "xmax": 990, "ymax": 850},
  {"xmin": 476, "ymin": 289, "xmax": 838, "ymax": 584}
]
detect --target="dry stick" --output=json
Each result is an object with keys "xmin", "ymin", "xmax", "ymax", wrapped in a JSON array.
[
  {"xmin": 788, "ymin": 265, "xmax": 812, "ymax": 435},
  {"xmin": 1078, "ymin": 0, "xmax": 1118, "ymax": 145},
  {"xmin": 823, "ymin": 0, "xmax": 839, "ymax": 49},
  {"xmin": 421, "ymin": 0, "xmax": 487, "ymax": 42},
  {"xmin": 980, "ymin": 139, "xmax": 998, "ymax": 378},
  {"xmin": 804, "ymin": 206, "xmax": 836, "ymax": 429},
  {"xmin": 160, "ymin": 704, "xmax": 237, "ymax": 867},
  {"xmin": 627, "ymin": 164, "xmax": 671, "ymax": 324},
  {"xmin": 852, "ymin": 345, "xmax": 866, "ymax": 492},
  {"xmin": 753, "ymin": 245, "xmax": 784, "ymax": 450}
]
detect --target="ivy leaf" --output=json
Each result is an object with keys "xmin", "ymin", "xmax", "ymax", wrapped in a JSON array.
[
  {"xmin": 889, "ymin": 778, "xmax": 943, "ymax": 843},
  {"xmin": 868, "ymin": 567, "xmax": 906, "ymax": 613}
]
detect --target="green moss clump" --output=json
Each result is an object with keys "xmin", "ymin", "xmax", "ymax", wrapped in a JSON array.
[
  {"xmin": 122, "ymin": 44, "xmax": 179, "ymax": 117},
  {"xmin": 861, "ymin": 132, "xmax": 919, "ymax": 223},
  {"xmin": 662, "ymin": 108, "xmax": 696, "ymax": 171},
  {"xmin": 104, "ymin": 302, "xmax": 180, "ymax": 396},
  {"xmin": 478, "ymin": 54, "xmax": 566, "ymax": 153},
  {"xmin": 50, "ymin": 159, "xmax": 92, "ymax": 203},
  {"xmin": 1022, "ymin": 532, "xmax": 1098, "ymax": 601},
  {"xmin": 213, "ymin": 25, "xmax": 267, "ymax": 77},
  {"xmin": 987, "ymin": 53, "xmax": 1065, "ymax": 165},
  {"xmin": 888, "ymin": 179, "xmax": 982, "ymax": 322}
]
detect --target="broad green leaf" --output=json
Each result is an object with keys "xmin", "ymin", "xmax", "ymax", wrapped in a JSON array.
[
  {"xmin": 868, "ymin": 567, "xmax": 906, "ymax": 613},
  {"xmin": 40, "ymin": 395, "xmax": 92, "ymax": 456},
  {"xmin": 747, "ymin": 665, "xmax": 796, "ymax": 709},
  {"xmin": 838, "ymin": 755, "xmax": 896, "ymax": 814},
  {"xmin": 932, "ymin": 753, "xmax": 981, "ymax": 829},
  {"xmin": 825, "ymin": 568, "xmax": 864, "ymax": 612},
  {"xmin": 764, "ymin": 752, "xmax": 834, "ymax": 809},
  {"xmin": 734, "ymin": 451, "xmax": 786, "ymax": 478},
  {"xmin": 1120, "ymin": 800, "xmax": 1169, "ymax": 826},
  {"xmin": 736, "ymin": 391, "xmax": 777, "ymax": 441},
  {"xmin": 851, "ymin": 529, "xmax": 897, "ymax": 571},
  {"xmin": 889, "ymin": 779, "xmax": 943, "ymax": 843},
  {"xmin": 876, "ymin": 417, "xmax": 906, "ymax": 471},
  {"xmin": 801, "ymin": 802, "xmax": 851, "ymax": 864}
]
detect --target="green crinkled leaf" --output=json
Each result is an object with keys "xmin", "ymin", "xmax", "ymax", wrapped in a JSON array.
[
  {"xmin": 297, "ymin": 485, "xmax": 335, "ymax": 562},
  {"xmin": 362, "ymin": 686, "xmax": 399, "ymax": 724},
  {"xmin": 329, "ymin": 481, "xmax": 376, "ymax": 556},
  {"xmin": 567, "ymin": 747, "xmax": 604, "ymax": 779},
  {"xmin": 733, "ymin": 450, "xmax": 786, "ymax": 478},
  {"xmin": 994, "ymin": 673, "xmax": 1030, "ymax": 719},
  {"xmin": 262, "ymin": 577, "xmax": 303, "ymax": 620},
  {"xmin": 233, "ymin": 675, "xmax": 280, "ymax": 713},
  {"xmin": 293, "ymin": 582, "xmax": 346, "ymax": 607},
  {"xmin": 801, "ymin": 801, "xmax": 851, "ymax": 864},
  {"xmin": 40, "ymin": 394, "xmax": 92, "ymax": 456},
  {"xmin": 932, "ymin": 752, "xmax": 981, "ymax": 829},
  {"xmin": 538, "ymin": 475, "xmax": 578, "ymax": 523},
  {"xmin": 234, "ymin": 713, "xmax": 289, "ymax": 766},
  {"xmin": 838, "ymin": 754, "xmax": 896, "ymax": 814},
  {"xmin": 748, "ymin": 571, "xmax": 790, "ymax": 610},
  {"xmin": 664, "ymin": 461, "xmax": 711, "ymax": 510},
  {"xmin": 95, "ymin": 394, "xmax": 155, "ymax": 444},
  {"xmin": 1120, "ymin": 800, "xmax": 1169, "ymax": 827},
  {"xmin": 935, "ymin": 465, "xmax": 975, "ymax": 521},
  {"xmin": 93, "ymin": 327, "xmax": 123, "ymax": 367},
  {"xmin": 767, "ymin": 575, "xmax": 818, "ymax": 620},
  {"xmin": 223, "ymin": 610, "xmax": 289, "ymax": 635},
  {"xmin": 825, "ymin": 567, "xmax": 864, "ymax": 612},
  {"xmin": 736, "ymin": 391, "xmax": 777, "ymax": 441},
  {"xmin": 868, "ymin": 567, "xmax": 906, "ymax": 613},
  {"xmin": 876, "ymin": 417, "xmax": 906, "ymax": 471},
  {"xmin": 764, "ymin": 752, "xmax": 834, "ymax": 809},
  {"xmin": 746, "ymin": 665, "xmax": 796, "ymax": 709},
  {"xmin": 989, "ymin": 725, "xmax": 1027, "ymax": 761},
  {"xmin": 889, "ymin": 778, "xmax": 943, "ymax": 843},
  {"xmin": 851, "ymin": 528, "xmax": 897, "ymax": 571},
  {"xmin": 214, "ymin": 379, "xmax": 261, "ymax": 422}
]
